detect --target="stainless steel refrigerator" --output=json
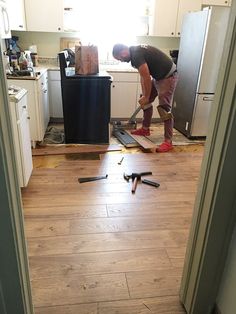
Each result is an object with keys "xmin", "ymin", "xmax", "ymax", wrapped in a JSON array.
[{"xmin": 173, "ymin": 6, "xmax": 230, "ymax": 138}]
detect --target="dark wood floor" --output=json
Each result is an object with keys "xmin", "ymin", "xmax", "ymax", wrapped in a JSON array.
[{"xmin": 22, "ymin": 144, "xmax": 204, "ymax": 314}]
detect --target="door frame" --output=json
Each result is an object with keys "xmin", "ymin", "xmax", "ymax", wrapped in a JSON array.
[
  {"xmin": 180, "ymin": 1, "xmax": 236, "ymax": 313},
  {"xmin": 0, "ymin": 43, "xmax": 33, "ymax": 313}
]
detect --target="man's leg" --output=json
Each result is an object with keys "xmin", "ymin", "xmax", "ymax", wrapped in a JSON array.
[
  {"xmin": 131, "ymin": 80, "xmax": 158, "ymax": 136},
  {"xmin": 156, "ymin": 73, "xmax": 178, "ymax": 152}
]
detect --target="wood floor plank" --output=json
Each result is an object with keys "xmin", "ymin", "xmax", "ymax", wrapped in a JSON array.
[
  {"xmin": 23, "ymin": 204, "xmax": 108, "ymax": 219},
  {"xmin": 25, "ymin": 214, "xmax": 192, "ymax": 238},
  {"xmin": 27, "ymin": 229, "xmax": 189, "ymax": 257},
  {"xmin": 126, "ymin": 268, "xmax": 183, "ymax": 299},
  {"xmin": 98, "ymin": 295, "xmax": 186, "ymax": 314},
  {"xmin": 31, "ymin": 273, "xmax": 129, "ymax": 307},
  {"xmin": 34, "ymin": 303, "xmax": 97, "ymax": 314},
  {"xmin": 29, "ymin": 249, "xmax": 171, "ymax": 279},
  {"xmin": 107, "ymin": 201, "xmax": 193, "ymax": 217}
]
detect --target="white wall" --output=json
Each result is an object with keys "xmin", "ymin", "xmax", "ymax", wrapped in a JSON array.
[
  {"xmin": 217, "ymin": 225, "xmax": 236, "ymax": 314},
  {"xmin": 12, "ymin": 31, "xmax": 180, "ymax": 59}
]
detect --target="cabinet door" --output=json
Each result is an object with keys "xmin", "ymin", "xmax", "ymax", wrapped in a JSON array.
[
  {"xmin": 176, "ymin": 0, "xmax": 202, "ymax": 36},
  {"xmin": 25, "ymin": 0, "xmax": 63, "ymax": 32},
  {"xmin": 150, "ymin": 0, "xmax": 179, "ymax": 36},
  {"xmin": 18, "ymin": 106, "xmax": 33, "ymax": 186},
  {"xmin": 8, "ymin": 0, "xmax": 26, "ymax": 30},
  {"xmin": 38, "ymin": 73, "xmax": 50, "ymax": 133},
  {"xmin": 0, "ymin": 1, "xmax": 11, "ymax": 38},
  {"xmin": 111, "ymin": 82, "xmax": 138, "ymax": 119},
  {"xmin": 201, "ymin": 0, "xmax": 230, "ymax": 5},
  {"xmin": 48, "ymin": 71, "xmax": 63, "ymax": 118}
]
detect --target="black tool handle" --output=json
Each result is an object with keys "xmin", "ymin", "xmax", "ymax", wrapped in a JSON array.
[
  {"xmin": 78, "ymin": 174, "xmax": 108, "ymax": 183},
  {"xmin": 142, "ymin": 179, "xmax": 160, "ymax": 188},
  {"xmin": 140, "ymin": 171, "xmax": 152, "ymax": 176}
]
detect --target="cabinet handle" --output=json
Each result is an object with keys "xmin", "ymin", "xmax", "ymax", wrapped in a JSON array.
[
  {"xmin": 64, "ymin": 7, "xmax": 73, "ymax": 11},
  {"xmin": 19, "ymin": 25, "xmax": 23, "ymax": 28},
  {"xmin": 43, "ymin": 90, "xmax": 47, "ymax": 93},
  {"xmin": 178, "ymin": 32, "xmax": 180, "ymax": 35},
  {"xmin": 171, "ymin": 32, "xmax": 174, "ymax": 35},
  {"xmin": 58, "ymin": 27, "xmax": 61, "ymax": 30},
  {"xmin": 27, "ymin": 117, "xmax": 30, "ymax": 120},
  {"xmin": 23, "ymin": 105, "xmax": 27, "ymax": 109},
  {"xmin": 112, "ymin": 85, "xmax": 115, "ymax": 88}
]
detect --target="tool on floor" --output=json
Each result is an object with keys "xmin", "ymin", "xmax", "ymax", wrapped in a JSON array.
[
  {"xmin": 124, "ymin": 172, "xmax": 152, "ymax": 193},
  {"xmin": 78, "ymin": 174, "xmax": 108, "ymax": 183},
  {"xmin": 118, "ymin": 157, "xmax": 124, "ymax": 165},
  {"xmin": 112, "ymin": 105, "xmax": 142, "ymax": 147},
  {"xmin": 141, "ymin": 178, "xmax": 160, "ymax": 188}
]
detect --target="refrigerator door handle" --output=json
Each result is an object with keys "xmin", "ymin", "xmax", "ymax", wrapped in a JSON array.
[{"xmin": 203, "ymin": 96, "xmax": 214, "ymax": 101}]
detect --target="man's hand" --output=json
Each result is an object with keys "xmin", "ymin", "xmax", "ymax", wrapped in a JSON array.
[{"xmin": 138, "ymin": 95, "xmax": 149, "ymax": 108}]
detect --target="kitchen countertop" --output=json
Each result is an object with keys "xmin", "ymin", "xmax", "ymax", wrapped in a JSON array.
[
  {"xmin": 7, "ymin": 67, "xmax": 48, "ymax": 80},
  {"xmin": 6, "ymin": 63, "xmax": 137, "ymax": 80}
]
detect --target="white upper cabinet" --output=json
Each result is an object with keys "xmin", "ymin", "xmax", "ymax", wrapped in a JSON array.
[
  {"xmin": 201, "ymin": 0, "xmax": 231, "ymax": 5},
  {"xmin": 0, "ymin": 0, "xmax": 11, "ymax": 38},
  {"xmin": 150, "ymin": 0, "xmax": 202, "ymax": 37},
  {"xmin": 24, "ymin": 0, "xmax": 64, "ymax": 32},
  {"xmin": 7, "ymin": 0, "xmax": 26, "ymax": 30}
]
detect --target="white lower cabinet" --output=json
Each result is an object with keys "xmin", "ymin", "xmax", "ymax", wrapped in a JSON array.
[
  {"xmin": 8, "ymin": 71, "xmax": 50, "ymax": 147},
  {"xmin": 8, "ymin": 89, "xmax": 33, "ymax": 187},
  {"xmin": 48, "ymin": 70, "xmax": 63, "ymax": 118},
  {"xmin": 108, "ymin": 72, "xmax": 139, "ymax": 119}
]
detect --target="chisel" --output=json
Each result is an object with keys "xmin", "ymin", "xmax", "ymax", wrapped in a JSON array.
[{"xmin": 78, "ymin": 174, "xmax": 108, "ymax": 183}]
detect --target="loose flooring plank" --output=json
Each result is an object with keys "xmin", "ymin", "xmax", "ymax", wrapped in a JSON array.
[
  {"xmin": 126, "ymin": 131, "xmax": 157, "ymax": 149},
  {"xmin": 32, "ymin": 144, "xmax": 122, "ymax": 156}
]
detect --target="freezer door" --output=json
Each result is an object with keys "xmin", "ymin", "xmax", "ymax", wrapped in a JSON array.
[
  {"xmin": 191, "ymin": 94, "xmax": 214, "ymax": 137},
  {"xmin": 197, "ymin": 7, "xmax": 230, "ymax": 93}
]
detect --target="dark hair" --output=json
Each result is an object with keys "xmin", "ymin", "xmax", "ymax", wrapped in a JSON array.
[{"xmin": 112, "ymin": 43, "xmax": 128, "ymax": 58}]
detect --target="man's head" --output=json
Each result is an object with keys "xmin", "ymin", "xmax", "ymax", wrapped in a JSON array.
[{"xmin": 112, "ymin": 44, "xmax": 131, "ymax": 62}]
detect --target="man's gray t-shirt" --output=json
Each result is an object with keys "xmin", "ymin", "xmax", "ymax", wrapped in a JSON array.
[{"xmin": 129, "ymin": 45, "xmax": 173, "ymax": 80}]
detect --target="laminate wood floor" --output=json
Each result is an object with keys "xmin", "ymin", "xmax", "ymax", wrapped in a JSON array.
[{"xmin": 22, "ymin": 144, "xmax": 204, "ymax": 314}]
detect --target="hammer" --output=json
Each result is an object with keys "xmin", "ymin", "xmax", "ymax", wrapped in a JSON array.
[{"xmin": 124, "ymin": 172, "xmax": 152, "ymax": 193}]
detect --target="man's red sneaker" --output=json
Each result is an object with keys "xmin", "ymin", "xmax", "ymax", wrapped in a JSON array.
[
  {"xmin": 131, "ymin": 127, "xmax": 150, "ymax": 136},
  {"xmin": 156, "ymin": 141, "xmax": 173, "ymax": 153}
]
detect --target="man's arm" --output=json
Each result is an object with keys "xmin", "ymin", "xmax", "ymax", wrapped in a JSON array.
[{"xmin": 138, "ymin": 63, "xmax": 152, "ymax": 107}]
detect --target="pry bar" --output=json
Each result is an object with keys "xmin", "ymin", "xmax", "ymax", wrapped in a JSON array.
[
  {"xmin": 141, "ymin": 179, "xmax": 160, "ymax": 188},
  {"xmin": 78, "ymin": 174, "xmax": 108, "ymax": 183}
]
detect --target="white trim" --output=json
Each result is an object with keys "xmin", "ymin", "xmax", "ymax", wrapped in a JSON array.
[{"xmin": 180, "ymin": 2, "xmax": 236, "ymax": 313}]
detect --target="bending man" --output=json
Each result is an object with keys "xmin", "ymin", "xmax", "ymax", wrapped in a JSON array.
[{"xmin": 112, "ymin": 43, "xmax": 178, "ymax": 153}]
